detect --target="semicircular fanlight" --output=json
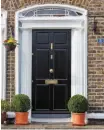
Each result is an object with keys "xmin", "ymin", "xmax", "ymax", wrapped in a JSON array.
[{"xmin": 19, "ymin": 6, "xmax": 83, "ymax": 18}]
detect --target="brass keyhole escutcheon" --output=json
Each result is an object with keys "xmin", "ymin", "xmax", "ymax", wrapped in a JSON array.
[
  {"xmin": 49, "ymin": 69, "xmax": 54, "ymax": 73},
  {"xmin": 50, "ymin": 55, "xmax": 53, "ymax": 59}
]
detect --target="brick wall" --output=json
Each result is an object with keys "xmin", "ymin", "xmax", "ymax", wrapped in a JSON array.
[{"xmin": 1, "ymin": 0, "xmax": 104, "ymax": 113}]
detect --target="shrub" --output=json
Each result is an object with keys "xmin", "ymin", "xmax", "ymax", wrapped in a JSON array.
[
  {"xmin": 1, "ymin": 100, "xmax": 10, "ymax": 112},
  {"xmin": 67, "ymin": 94, "xmax": 88, "ymax": 113},
  {"xmin": 11, "ymin": 94, "xmax": 30, "ymax": 112}
]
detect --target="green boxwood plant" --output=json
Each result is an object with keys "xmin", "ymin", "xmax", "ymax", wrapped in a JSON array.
[
  {"xmin": 67, "ymin": 94, "xmax": 88, "ymax": 113},
  {"xmin": 1, "ymin": 100, "xmax": 10, "ymax": 112},
  {"xmin": 11, "ymin": 94, "xmax": 30, "ymax": 112}
]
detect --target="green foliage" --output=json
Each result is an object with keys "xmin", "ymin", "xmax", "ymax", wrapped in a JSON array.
[
  {"xmin": 11, "ymin": 94, "xmax": 31, "ymax": 112},
  {"xmin": 67, "ymin": 94, "xmax": 88, "ymax": 113},
  {"xmin": 1, "ymin": 100, "xmax": 10, "ymax": 112}
]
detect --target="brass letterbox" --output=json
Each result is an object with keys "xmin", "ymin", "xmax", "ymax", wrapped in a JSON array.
[{"xmin": 45, "ymin": 79, "xmax": 58, "ymax": 85}]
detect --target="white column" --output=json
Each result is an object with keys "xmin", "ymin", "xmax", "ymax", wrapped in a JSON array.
[
  {"xmin": 76, "ymin": 29, "xmax": 84, "ymax": 95},
  {"xmin": 84, "ymin": 17, "xmax": 88, "ymax": 124},
  {"xmin": 15, "ymin": 13, "xmax": 19, "ymax": 94},
  {"xmin": 71, "ymin": 29, "xmax": 77, "ymax": 96},
  {"xmin": 71, "ymin": 29, "xmax": 85, "ymax": 96},
  {"xmin": 1, "ymin": 29, "xmax": 7, "ymax": 99},
  {"xmin": 20, "ymin": 29, "xmax": 32, "ymax": 121},
  {"xmin": 1, "ymin": 10, "xmax": 7, "ymax": 99},
  {"xmin": 0, "ymin": 26, "xmax": 2, "ymax": 100},
  {"xmin": 83, "ymin": 17, "xmax": 88, "ymax": 98},
  {"xmin": 71, "ymin": 28, "xmax": 87, "ymax": 124}
]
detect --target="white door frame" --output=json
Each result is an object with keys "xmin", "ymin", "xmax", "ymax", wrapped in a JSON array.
[{"xmin": 15, "ymin": 4, "xmax": 88, "ymax": 121}]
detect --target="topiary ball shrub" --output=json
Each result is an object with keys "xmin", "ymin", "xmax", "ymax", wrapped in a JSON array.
[
  {"xmin": 67, "ymin": 94, "xmax": 88, "ymax": 113},
  {"xmin": 11, "ymin": 94, "xmax": 30, "ymax": 112}
]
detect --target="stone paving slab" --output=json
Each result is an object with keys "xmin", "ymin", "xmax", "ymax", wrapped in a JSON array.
[
  {"xmin": 2, "ymin": 128, "xmax": 104, "ymax": 130},
  {"xmin": 1, "ymin": 123, "xmax": 104, "ymax": 129}
]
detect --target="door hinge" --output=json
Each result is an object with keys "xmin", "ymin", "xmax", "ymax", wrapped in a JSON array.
[{"xmin": 32, "ymin": 53, "xmax": 34, "ymax": 56}]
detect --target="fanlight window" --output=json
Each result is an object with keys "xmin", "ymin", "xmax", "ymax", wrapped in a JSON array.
[{"xmin": 19, "ymin": 7, "xmax": 82, "ymax": 18}]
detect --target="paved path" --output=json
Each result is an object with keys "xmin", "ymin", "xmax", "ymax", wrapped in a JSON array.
[{"xmin": 1, "ymin": 123, "xmax": 104, "ymax": 129}]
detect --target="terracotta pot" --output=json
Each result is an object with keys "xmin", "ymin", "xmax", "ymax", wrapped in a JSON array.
[
  {"xmin": 1, "ymin": 112, "xmax": 7, "ymax": 124},
  {"xmin": 4, "ymin": 44, "xmax": 16, "ymax": 51},
  {"xmin": 72, "ymin": 113, "xmax": 85, "ymax": 126},
  {"xmin": 15, "ymin": 112, "xmax": 29, "ymax": 125}
]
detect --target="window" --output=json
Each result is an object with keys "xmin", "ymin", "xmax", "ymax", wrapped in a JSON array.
[{"xmin": 19, "ymin": 7, "xmax": 82, "ymax": 18}]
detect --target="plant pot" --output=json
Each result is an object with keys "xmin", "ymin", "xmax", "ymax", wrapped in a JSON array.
[
  {"xmin": 72, "ymin": 113, "xmax": 85, "ymax": 126},
  {"xmin": 15, "ymin": 112, "xmax": 29, "ymax": 125},
  {"xmin": 4, "ymin": 44, "xmax": 16, "ymax": 51},
  {"xmin": 1, "ymin": 112, "xmax": 7, "ymax": 124}
]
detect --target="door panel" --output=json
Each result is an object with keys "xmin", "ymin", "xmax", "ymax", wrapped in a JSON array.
[
  {"xmin": 32, "ymin": 29, "xmax": 71, "ymax": 113},
  {"xmin": 35, "ymin": 85, "xmax": 50, "ymax": 110},
  {"xmin": 36, "ymin": 32, "xmax": 49, "ymax": 44},
  {"xmin": 53, "ymin": 85, "xmax": 68, "ymax": 110},
  {"xmin": 54, "ymin": 49, "xmax": 68, "ymax": 79},
  {"xmin": 53, "ymin": 32, "xmax": 67, "ymax": 44},
  {"xmin": 36, "ymin": 49, "xmax": 49, "ymax": 79}
]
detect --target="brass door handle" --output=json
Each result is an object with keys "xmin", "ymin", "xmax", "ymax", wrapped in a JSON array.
[{"xmin": 49, "ymin": 69, "xmax": 54, "ymax": 73}]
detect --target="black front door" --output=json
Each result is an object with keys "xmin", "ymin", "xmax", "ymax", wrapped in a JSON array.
[{"xmin": 32, "ymin": 30, "xmax": 71, "ymax": 113}]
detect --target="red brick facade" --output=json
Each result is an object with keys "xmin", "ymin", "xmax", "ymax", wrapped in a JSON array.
[{"xmin": 1, "ymin": 0, "xmax": 104, "ymax": 113}]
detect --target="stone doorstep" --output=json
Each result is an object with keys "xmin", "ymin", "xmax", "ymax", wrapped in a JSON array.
[
  {"xmin": 7, "ymin": 112, "xmax": 104, "ymax": 124},
  {"xmin": 7, "ymin": 112, "xmax": 104, "ymax": 119},
  {"xmin": 6, "ymin": 112, "xmax": 104, "ymax": 129}
]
